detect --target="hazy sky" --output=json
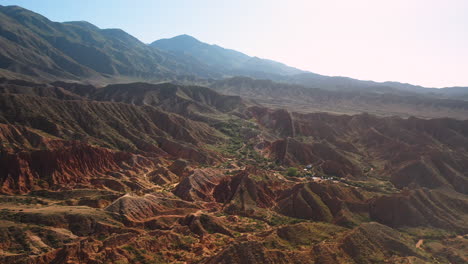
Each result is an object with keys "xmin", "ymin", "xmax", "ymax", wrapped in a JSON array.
[{"xmin": 2, "ymin": 0, "xmax": 467, "ymax": 87}]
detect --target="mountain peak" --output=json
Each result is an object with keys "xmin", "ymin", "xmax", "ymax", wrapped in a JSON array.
[
  {"xmin": 63, "ymin": 21, "xmax": 100, "ymax": 30},
  {"xmin": 150, "ymin": 34, "xmax": 202, "ymax": 51},
  {"xmin": 150, "ymin": 34, "xmax": 303, "ymax": 76},
  {"xmin": 0, "ymin": 5, "xmax": 24, "ymax": 11},
  {"xmin": 173, "ymin": 34, "xmax": 200, "ymax": 42}
]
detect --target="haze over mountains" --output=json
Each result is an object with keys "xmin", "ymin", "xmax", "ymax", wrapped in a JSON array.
[
  {"xmin": 0, "ymin": 4, "xmax": 467, "ymax": 264},
  {"xmin": 1, "ymin": 5, "xmax": 467, "ymax": 99},
  {"xmin": 151, "ymin": 34, "xmax": 304, "ymax": 77},
  {"xmin": 0, "ymin": 4, "xmax": 299, "ymax": 82}
]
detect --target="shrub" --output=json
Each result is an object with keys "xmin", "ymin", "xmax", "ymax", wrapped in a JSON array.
[{"xmin": 286, "ymin": 167, "xmax": 298, "ymax": 177}]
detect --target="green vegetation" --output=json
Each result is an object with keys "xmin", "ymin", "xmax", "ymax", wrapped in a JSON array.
[
  {"xmin": 341, "ymin": 179, "xmax": 398, "ymax": 194},
  {"xmin": 401, "ymin": 227, "xmax": 456, "ymax": 241},
  {"xmin": 286, "ymin": 167, "xmax": 298, "ymax": 177},
  {"xmin": 268, "ymin": 214, "xmax": 304, "ymax": 226},
  {"xmin": 122, "ymin": 245, "xmax": 150, "ymax": 264},
  {"xmin": 174, "ymin": 235, "xmax": 196, "ymax": 250},
  {"xmin": 207, "ymin": 119, "xmax": 275, "ymax": 169}
]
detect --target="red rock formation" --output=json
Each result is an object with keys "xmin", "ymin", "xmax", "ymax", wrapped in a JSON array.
[
  {"xmin": 277, "ymin": 182, "xmax": 369, "ymax": 224},
  {"xmin": 173, "ymin": 168, "xmax": 225, "ymax": 202},
  {"xmin": 248, "ymin": 106, "xmax": 295, "ymax": 137},
  {"xmin": 270, "ymin": 138, "xmax": 362, "ymax": 178},
  {"xmin": 180, "ymin": 213, "xmax": 233, "ymax": 237},
  {"xmin": 213, "ymin": 170, "xmax": 276, "ymax": 214},
  {"xmin": 105, "ymin": 193, "xmax": 200, "ymax": 223},
  {"xmin": 0, "ymin": 129, "xmax": 159, "ymax": 194},
  {"xmin": 338, "ymin": 222, "xmax": 426, "ymax": 264}
]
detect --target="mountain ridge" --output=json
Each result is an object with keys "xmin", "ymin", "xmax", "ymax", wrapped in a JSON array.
[
  {"xmin": 1, "ymin": 4, "xmax": 467, "ymax": 97},
  {"xmin": 151, "ymin": 34, "xmax": 304, "ymax": 77}
]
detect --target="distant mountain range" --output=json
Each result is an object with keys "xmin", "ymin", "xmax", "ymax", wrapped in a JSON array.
[
  {"xmin": 0, "ymin": 4, "xmax": 467, "ymax": 98},
  {"xmin": 151, "ymin": 34, "xmax": 303, "ymax": 77},
  {"xmin": 0, "ymin": 5, "xmax": 220, "ymax": 82},
  {"xmin": 0, "ymin": 5, "xmax": 301, "ymax": 83}
]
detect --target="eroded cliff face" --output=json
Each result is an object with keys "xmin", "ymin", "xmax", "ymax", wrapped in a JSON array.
[
  {"xmin": 250, "ymin": 107, "xmax": 468, "ymax": 192},
  {"xmin": 0, "ymin": 80, "xmax": 467, "ymax": 264},
  {"xmin": 0, "ymin": 124, "xmax": 160, "ymax": 194}
]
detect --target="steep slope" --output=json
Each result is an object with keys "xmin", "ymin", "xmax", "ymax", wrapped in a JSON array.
[
  {"xmin": 151, "ymin": 34, "xmax": 303, "ymax": 78},
  {"xmin": 370, "ymin": 188, "xmax": 468, "ymax": 232},
  {"xmin": 0, "ymin": 130, "xmax": 159, "ymax": 194},
  {"xmin": 1, "ymin": 4, "xmax": 467, "ymax": 101},
  {"xmin": 250, "ymin": 107, "xmax": 468, "ymax": 192},
  {"xmin": 173, "ymin": 168, "xmax": 226, "ymax": 202},
  {"xmin": 0, "ymin": 78, "xmax": 250, "ymax": 120},
  {"xmin": 91, "ymin": 82, "xmax": 248, "ymax": 122},
  {"xmin": 276, "ymin": 182, "xmax": 369, "ymax": 225},
  {"xmin": 105, "ymin": 193, "xmax": 200, "ymax": 223},
  {"xmin": 336, "ymin": 222, "xmax": 428, "ymax": 264},
  {"xmin": 0, "ymin": 93, "xmax": 223, "ymax": 152},
  {"xmin": 213, "ymin": 170, "xmax": 276, "ymax": 214},
  {"xmin": 0, "ymin": 5, "xmax": 217, "ymax": 81}
]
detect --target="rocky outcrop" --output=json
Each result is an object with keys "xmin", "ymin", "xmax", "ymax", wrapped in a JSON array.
[
  {"xmin": 338, "ymin": 222, "xmax": 426, "ymax": 264},
  {"xmin": 277, "ymin": 182, "xmax": 369, "ymax": 225},
  {"xmin": 146, "ymin": 167, "xmax": 179, "ymax": 185},
  {"xmin": 92, "ymin": 82, "xmax": 246, "ymax": 120},
  {"xmin": 180, "ymin": 213, "xmax": 233, "ymax": 237},
  {"xmin": 213, "ymin": 171, "xmax": 276, "ymax": 214},
  {"xmin": 0, "ymin": 93, "xmax": 224, "ymax": 152},
  {"xmin": 248, "ymin": 106, "xmax": 295, "ymax": 138},
  {"xmin": 270, "ymin": 138, "xmax": 362, "ymax": 178},
  {"xmin": 259, "ymin": 110, "xmax": 468, "ymax": 192},
  {"xmin": 105, "ymin": 193, "xmax": 200, "ymax": 223},
  {"xmin": 390, "ymin": 154, "xmax": 468, "ymax": 194},
  {"xmin": 0, "ymin": 140, "xmax": 158, "ymax": 194},
  {"xmin": 174, "ymin": 168, "xmax": 225, "ymax": 201}
]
